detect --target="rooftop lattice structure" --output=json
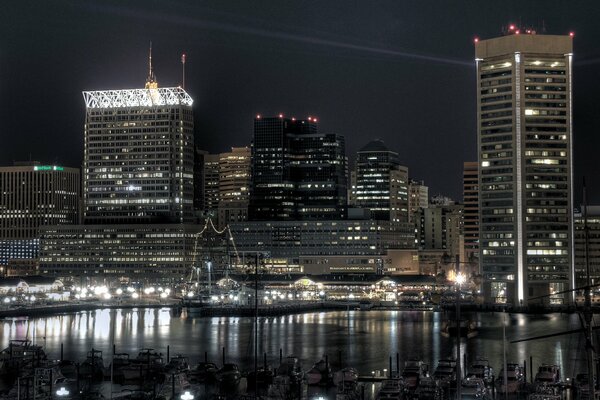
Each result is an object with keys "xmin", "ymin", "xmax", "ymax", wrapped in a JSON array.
[{"xmin": 82, "ymin": 87, "xmax": 193, "ymax": 108}]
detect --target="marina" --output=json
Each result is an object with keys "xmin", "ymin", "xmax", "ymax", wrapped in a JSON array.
[{"xmin": 0, "ymin": 308, "xmax": 596, "ymax": 398}]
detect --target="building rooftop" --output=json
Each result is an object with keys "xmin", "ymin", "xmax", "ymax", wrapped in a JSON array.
[
  {"xmin": 82, "ymin": 87, "xmax": 193, "ymax": 108},
  {"xmin": 359, "ymin": 139, "xmax": 390, "ymax": 153}
]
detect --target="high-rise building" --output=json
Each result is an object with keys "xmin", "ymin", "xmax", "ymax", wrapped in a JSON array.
[
  {"xmin": 218, "ymin": 147, "xmax": 251, "ymax": 227},
  {"xmin": 203, "ymin": 153, "xmax": 220, "ymax": 217},
  {"xmin": 249, "ymin": 115, "xmax": 347, "ymax": 220},
  {"xmin": 0, "ymin": 162, "xmax": 80, "ymax": 274},
  {"xmin": 83, "ymin": 86, "xmax": 194, "ymax": 224},
  {"xmin": 476, "ymin": 31, "xmax": 573, "ymax": 305},
  {"xmin": 463, "ymin": 162, "xmax": 479, "ymax": 263},
  {"xmin": 352, "ymin": 140, "xmax": 409, "ymax": 222},
  {"xmin": 408, "ymin": 179, "xmax": 429, "ymax": 222},
  {"xmin": 40, "ymin": 54, "xmax": 202, "ymax": 283}
]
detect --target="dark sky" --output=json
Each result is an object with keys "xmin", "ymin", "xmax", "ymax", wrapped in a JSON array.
[{"xmin": 2, "ymin": 1, "xmax": 600, "ymax": 202}]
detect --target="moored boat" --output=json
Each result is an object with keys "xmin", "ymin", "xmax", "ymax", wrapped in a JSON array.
[
  {"xmin": 333, "ymin": 367, "xmax": 359, "ymax": 387},
  {"xmin": 376, "ymin": 379, "xmax": 404, "ymax": 400},
  {"xmin": 306, "ymin": 359, "xmax": 332, "ymax": 386}
]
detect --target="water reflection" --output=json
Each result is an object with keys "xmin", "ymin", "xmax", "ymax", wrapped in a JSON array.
[{"xmin": 0, "ymin": 309, "xmax": 592, "ymax": 378}]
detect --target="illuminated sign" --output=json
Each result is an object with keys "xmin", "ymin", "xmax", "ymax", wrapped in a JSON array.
[{"xmin": 33, "ymin": 166, "xmax": 64, "ymax": 171}]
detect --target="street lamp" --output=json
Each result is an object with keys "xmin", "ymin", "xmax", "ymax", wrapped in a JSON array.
[
  {"xmin": 56, "ymin": 387, "xmax": 70, "ymax": 397},
  {"xmin": 180, "ymin": 391, "xmax": 194, "ymax": 400}
]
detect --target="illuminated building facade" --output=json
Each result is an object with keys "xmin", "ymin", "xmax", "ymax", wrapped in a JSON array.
[
  {"xmin": 249, "ymin": 116, "xmax": 347, "ymax": 221},
  {"xmin": 230, "ymin": 220, "xmax": 414, "ymax": 258},
  {"xmin": 83, "ymin": 87, "xmax": 194, "ymax": 223},
  {"xmin": 218, "ymin": 147, "xmax": 251, "ymax": 228},
  {"xmin": 0, "ymin": 162, "xmax": 80, "ymax": 271},
  {"xmin": 352, "ymin": 140, "xmax": 409, "ymax": 222},
  {"xmin": 463, "ymin": 161, "xmax": 479, "ymax": 262},
  {"xmin": 41, "ymin": 63, "xmax": 200, "ymax": 282},
  {"xmin": 476, "ymin": 32, "xmax": 574, "ymax": 305},
  {"xmin": 40, "ymin": 224, "xmax": 201, "ymax": 280}
]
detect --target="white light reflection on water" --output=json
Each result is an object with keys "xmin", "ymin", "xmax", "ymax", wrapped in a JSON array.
[{"xmin": 0, "ymin": 309, "xmax": 589, "ymax": 382}]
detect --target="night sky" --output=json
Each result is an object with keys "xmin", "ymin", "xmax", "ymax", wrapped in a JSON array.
[{"xmin": 2, "ymin": 1, "xmax": 600, "ymax": 202}]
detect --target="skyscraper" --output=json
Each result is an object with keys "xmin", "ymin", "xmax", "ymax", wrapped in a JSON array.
[
  {"xmin": 82, "ymin": 74, "xmax": 194, "ymax": 224},
  {"xmin": 476, "ymin": 31, "xmax": 573, "ymax": 305},
  {"xmin": 40, "ymin": 52, "xmax": 201, "ymax": 282},
  {"xmin": 352, "ymin": 140, "xmax": 409, "ymax": 222},
  {"xmin": 249, "ymin": 115, "xmax": 347, "ymax": 220}
]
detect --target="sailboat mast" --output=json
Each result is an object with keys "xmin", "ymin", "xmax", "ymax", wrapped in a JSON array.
[{"xmin": 583, "ymin": 178, "xmax": 594, "ymax": 397}]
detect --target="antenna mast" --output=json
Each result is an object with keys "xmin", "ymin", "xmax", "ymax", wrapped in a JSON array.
[
  {"xmin": 181, "ymin": 53, "xmax": 186, "ymax": 89},
  {"xmin": 145, "ymin": 41, "xmax": 158, "ymax": 89}
]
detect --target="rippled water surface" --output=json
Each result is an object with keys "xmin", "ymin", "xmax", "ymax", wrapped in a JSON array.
[{"xmin": 0, "ymin": 309, "xmax": 593, "ymax": 379}]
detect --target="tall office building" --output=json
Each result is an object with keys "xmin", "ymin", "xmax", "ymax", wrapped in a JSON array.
[
  {"xmin": 0, "ymin": 162, "xmax": 80, "ymax": 274},
  {"xmin": 41, "ymin": 54, "xmax": 202, "ymax": 282},
  {"xmin": 353, "ymin": 140, "xmax": 409, "ymax": 222},
  {"xmin": 249, "ymin": 115, "xmax": 347, "ymax": 220},
  {"xmin": 83, "ymin": 81, "xmax": 194, "ymax": 223},
  {"xmin": 463, "ymin": 162, "xmax": 479, "ymax": 263},
  {"xmin": 476, "ymin": 31, "xmax": 573, "ymax": 305},
  {"xmin": 218, "ymin": 147, "xmax": 251, "ymax": 227}
]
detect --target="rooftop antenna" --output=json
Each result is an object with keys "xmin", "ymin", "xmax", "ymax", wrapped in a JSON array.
[
  {"xmin": 181, "ymin": 53, "xmax": 186, "ymax": 89},
  {"xmin": 145, "ymin": 41, "xmax": 158, "ymax": 89}
]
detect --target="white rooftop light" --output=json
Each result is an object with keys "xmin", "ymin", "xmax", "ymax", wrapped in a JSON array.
[{"xmin": 82, "ymin": 87, "xmax": 193, "ymax": 108}]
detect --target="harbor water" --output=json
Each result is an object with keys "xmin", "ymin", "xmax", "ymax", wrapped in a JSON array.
[{"xmin": 0, "ymin": 308, "xmax": 592, "ymax": 397}]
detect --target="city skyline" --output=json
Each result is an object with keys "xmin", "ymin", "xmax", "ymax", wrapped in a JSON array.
[{"xmin": 3, "ymin": 1, "xmax": 600, "ymax": 202}]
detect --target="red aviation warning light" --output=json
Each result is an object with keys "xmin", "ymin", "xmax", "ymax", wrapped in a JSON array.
[
  {"xmin": 569, "ymin": 31, "xmax": 575, "ymax": 37},
  {"xmin": 474, "ymin": 37, "xmax": 479, "ymax": 43}
]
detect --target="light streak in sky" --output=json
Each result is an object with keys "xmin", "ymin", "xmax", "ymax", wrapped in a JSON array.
[{"xmin": 79, "ymin": 3, "xmax": 472, "ymax": 67}]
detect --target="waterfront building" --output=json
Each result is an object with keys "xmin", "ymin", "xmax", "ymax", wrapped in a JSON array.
[
  {"xmin": 230, "ymin": 219, "xmax": 414, "ymax": 259},
  {"xmin": 408, "ymin": 179, "xmax": 429, "ymax": 223},
  {"xmin": 352, "ymin": 139, "xmax": 409, "ymax": 222},
  {"xmin": 249, "ymin": 115, "xmax": 347, "ymax": 221},
  {"xmin": 40, "ymin": 224, "xmax": 201, "ymax": 281},
  {"xmin": 0, "ymin": 162, "xmax": 80, "ymax": 273},
  {"xmin": 232, "ymin": 249, "xmax": 420, "ymax": 276},
  {"xmin": 40, "ymin": 53, "xmax": 200, "ymax": 283},
  {"xmin": 83, "ymin": 78, "xmax": 194, "ymax": 224},
  {"xmin": 476, "ymin": 32, "xmax": 574, "ymax": 305},
  {"xmin": 463, "ymin": 161, "xmax": 479, "ymax": 263},
  {"xmin": 218, "ymin": 147, "xmax": 251, "ymax": 228}
]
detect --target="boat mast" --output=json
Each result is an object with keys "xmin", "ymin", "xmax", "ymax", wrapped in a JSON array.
[{"xmin": 583, "ymin": 178, "xmax": 594, "ymax": 397}]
